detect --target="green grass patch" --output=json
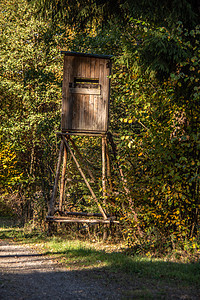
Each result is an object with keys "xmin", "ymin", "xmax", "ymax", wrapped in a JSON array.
[
  {"xmin": 40, "ymin": 237, "xmax": 200, "ymax": 288},
  {"xmin": 0, "ymin": 220, "xmax": 48, "ymax": 244}
]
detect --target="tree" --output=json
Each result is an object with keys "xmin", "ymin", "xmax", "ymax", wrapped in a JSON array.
[
  {"xmin": 0, "ymin": 0, "xmax": 67, "ymax": 222},
  {"xmin": 31, "ymin": 0, "xmax": 200, "ymax": 28},
  {"xmin": 30, "ymin": 0, "xmax": 199, "ymax": 79}
]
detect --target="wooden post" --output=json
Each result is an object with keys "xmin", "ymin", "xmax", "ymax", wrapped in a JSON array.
[
  {"xmin": 59, "ymin": 142, "xmax": 68, "ymax": 212},
  {"xmin": 63, "ymin": 137, "xmax": 107, "ymax": 220},
  {"xmin": 48, "ymin": 139, "xmax": 64, "ymax": 216},
  {"xmin": 102, "ymin": 135, "xmax": 109, "ymax": 241},
  {"xmin": 102, "ymin": 136, "xmax": 107, "ymax": 202},
  {"xmin": 105, "ymin": 137, "xmax": 113, "ymax": 192}
]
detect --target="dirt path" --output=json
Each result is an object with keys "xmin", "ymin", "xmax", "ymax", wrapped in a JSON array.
[{"xmin": 0, "ymin": 241, "xmax": 122, "ymax": 300}]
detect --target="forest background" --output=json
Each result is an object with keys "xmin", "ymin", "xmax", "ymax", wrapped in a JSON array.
[{"xmin": 0, "ymin": 0, "xmax": 200, "ymax": 254}]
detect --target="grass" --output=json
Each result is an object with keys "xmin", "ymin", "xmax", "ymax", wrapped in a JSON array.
[
  {"xmin": 1, "ymin": 222, "xmax": 200, "ymax": 299},
  {"xmin": 41, "ymin": 238, "xmax": 200, "ymax": 287}
]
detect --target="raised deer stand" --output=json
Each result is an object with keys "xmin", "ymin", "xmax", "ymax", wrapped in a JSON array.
[{"xmin": 46, "ymin": 51, "xmax": 119, "ymax": 236}]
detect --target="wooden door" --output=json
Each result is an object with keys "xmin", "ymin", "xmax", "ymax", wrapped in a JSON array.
[{"xmin": 61, "ymin": 55, "xmax": 111, "ymax": 133}]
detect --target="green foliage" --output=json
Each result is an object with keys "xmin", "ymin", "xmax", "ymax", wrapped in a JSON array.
[
  {"xmin": 31, "ymin": 0, "xmax": 200, "ymax": 29},
  {"xmin": 0, "ymin": 139, "xmax": 22, "ymax": 189},
  {"xmin": 108, "ymin": 21, "xmax": 200, "ymax": 246}
]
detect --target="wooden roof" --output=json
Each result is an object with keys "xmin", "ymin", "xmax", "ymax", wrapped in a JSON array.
[{"xmin": 61, "ymin": 51, "xmax": 112, "ymax": 60}]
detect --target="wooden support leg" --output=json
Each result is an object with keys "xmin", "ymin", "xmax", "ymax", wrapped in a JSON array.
[
  {"xmin": 59, "ymin": 143, "xmax": 68, "ymax": 212},
  {"xmin": 102, "ymin": 136, "xmax": 107, "ymax": 203},
  {"xmin": 105, "ymin": 137, "xmax": 113, "ymax": 193},
  {"xmin": 48, "ymin": 139, "xmax": 64, "ymax": 216},
  {"xmin": 103, "ymin": 224, "xmax": 109, "ymax": 242},
  {"xmin": 102, "ymin": 136, "xmax": 108, "ymax": 239}
]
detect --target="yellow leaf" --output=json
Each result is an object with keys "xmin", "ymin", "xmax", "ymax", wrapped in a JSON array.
[{"xmin": 192, "ymin": 243, "xmax": 196, "ymax": 249}]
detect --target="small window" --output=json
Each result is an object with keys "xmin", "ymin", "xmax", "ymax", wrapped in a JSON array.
[{"xmin": 69, "ymin": 77, "xmax": 100, "ymax": 95}]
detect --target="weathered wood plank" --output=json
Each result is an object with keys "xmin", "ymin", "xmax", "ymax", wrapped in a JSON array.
[
  {"xmin": 69, "ymin": 87, "xmax": 100, "ymax": 95},
  {"xmin": 62, "ymin": 55, "xmax": 75, "ymax": 130},
  {"xmin": 105, "ymin": 59, "xmax": 111, "ymax": 130},
  {"xmin": 99, "ymin": 60, "xmax": 110, "ymax": 132},
  {"xmin": 94, "ymin": 58, "xmax": 100, "ymax": 79},
  {"xmin": 72, "ymin": 94, "xmax": 77, "ymax": 127},
  {"xmin": 77, "ymin": 93, "xmax": 82, "ymax": 130},
  {"xmin": 93, "ymin": 95, "xmax": 98, "ymax": 130},
  {"xmin": 58, "ymin": 131, "xmax": 106, "ymax": 136},
  {"xmin": 46, "ymin": 216, "xmax": 119, "ymax": 224},
  {"xmin": 59, "ymin": 211, "xmax": 112, "ymax": 217},
  {"xmin": 76, "ymin": 56, "xmax": 82, "ymax": 77},
  {"xmin": 86, "ymin": 56, "xmax": 91, "ymax": 78},
  {"xmin": 84, "ymin": 95, "xmax": 90, "ymax": 129},
  {"xmin": 61, "ymin": 56, "xmax": 69, "ymax": 130}
]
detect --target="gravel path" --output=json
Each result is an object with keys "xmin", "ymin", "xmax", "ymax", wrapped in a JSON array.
[{"xmin": 0, "ymin": 241, "xmax": 122, "ymax": 300}]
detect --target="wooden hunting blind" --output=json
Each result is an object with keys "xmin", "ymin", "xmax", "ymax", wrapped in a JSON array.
[
  {"xmin": 61, "ymin": 51, "xmax": 112, "ymax": 134},
  {"xmin": 47, "ymin": 51, "xmax": 121, "ymax": 236}
]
